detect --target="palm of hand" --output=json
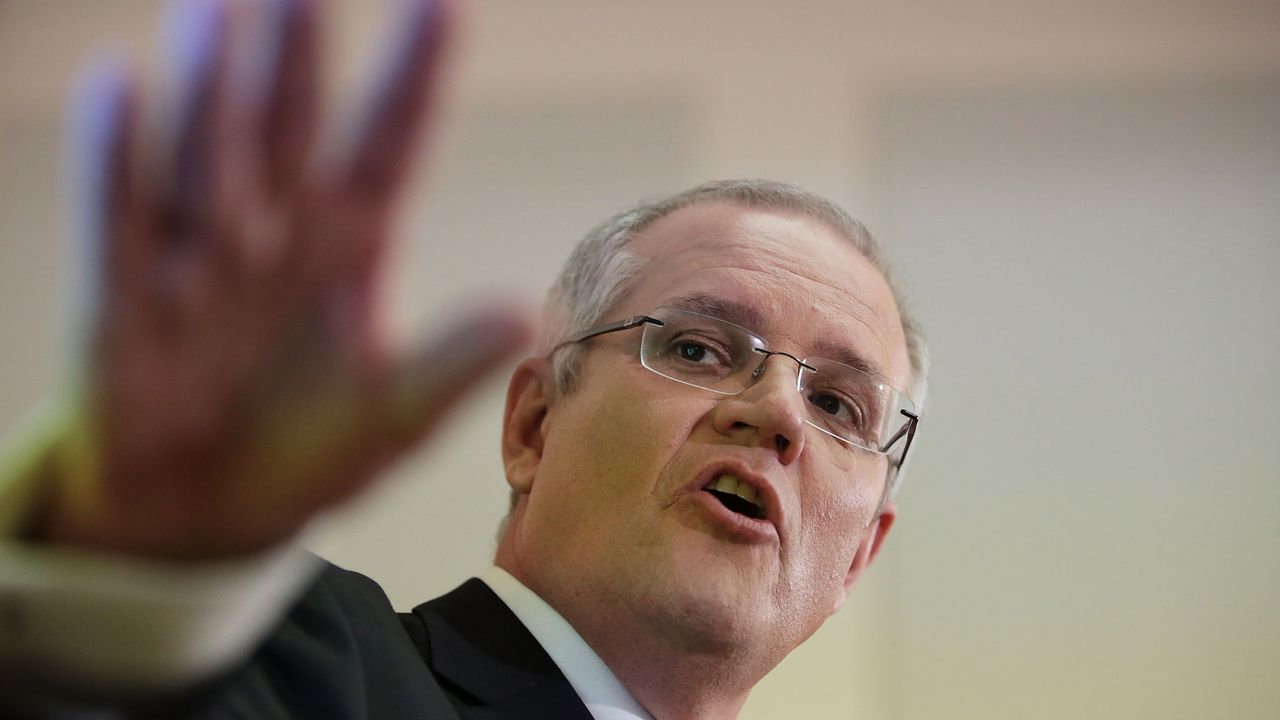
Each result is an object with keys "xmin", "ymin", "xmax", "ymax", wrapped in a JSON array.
[{"xmin": 35, "ymin": 0, "xmax": 529, "ymax": 559}]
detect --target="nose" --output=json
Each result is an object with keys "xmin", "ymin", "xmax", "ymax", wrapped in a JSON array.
[{"xmin": 710, "ymin": 353, "xmax": 807, "ymax": 465}]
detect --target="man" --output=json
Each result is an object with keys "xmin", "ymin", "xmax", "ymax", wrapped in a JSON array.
[{"xmin": 0, "ymin": 0, "xmax": 926, "ymax": 717}]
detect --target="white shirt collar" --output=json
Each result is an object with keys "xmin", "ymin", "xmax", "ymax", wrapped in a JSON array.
[{"xmin": 480, "ymin": 566, "xmax": 654, "ymax": 720}]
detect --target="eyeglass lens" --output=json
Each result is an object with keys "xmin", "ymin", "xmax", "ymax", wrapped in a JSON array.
[{"xmin": 639, "ymin": 308, "xmax": 914, "ymax": 455}]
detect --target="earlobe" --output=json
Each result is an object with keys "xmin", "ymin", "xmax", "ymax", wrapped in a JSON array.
[
  {"xmin": 832, "ymin": 502, "xmax": 897, "ymax": 613},
  {"xmin": 501, "ymin": 358, "xmax": 552, "ymax": 494}
]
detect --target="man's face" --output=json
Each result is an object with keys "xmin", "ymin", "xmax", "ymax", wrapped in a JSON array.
[{"xmin": 506, "ymin": 201, "xmax": 911, "ymax": 671}]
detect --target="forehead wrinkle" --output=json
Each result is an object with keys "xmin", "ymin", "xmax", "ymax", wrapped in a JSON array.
[{"xmin": 698, "ymin": 249, "xmax": 886, "ymax": 327}]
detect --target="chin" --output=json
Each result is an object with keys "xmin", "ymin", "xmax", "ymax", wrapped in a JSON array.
[{"xmin": 636, "ymin": 560, "xmax": 777, "ymax": 657}]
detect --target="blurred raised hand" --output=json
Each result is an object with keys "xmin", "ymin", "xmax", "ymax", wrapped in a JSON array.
[{"xmin": 21, "ymin": 0, "xmax": 531, "ymax": 560}]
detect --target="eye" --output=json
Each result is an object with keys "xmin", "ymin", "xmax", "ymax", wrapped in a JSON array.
[
  {"xmin": 677, "ymin": 341, "xmax": 711, "ymax": 362},
  {"xmin": 668, "ymin": 335, "xmax": 733, "ymax": 369},
  {"xmin": 809, "ymin": 392, "xmax": 844, "ymax": 416},
  {"xmin": 806, "ymin": 390, "xmax": 868, "ymax": 431}
]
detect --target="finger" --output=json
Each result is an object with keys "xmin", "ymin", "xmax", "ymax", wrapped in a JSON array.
[
  {"xmin": 161, "ymin": 0, "xmax": 233, "ymax": 251},
  {"xmin": 259, "ymin": 0, "xmax": 321, "ymax": 199},
  {"xmin": 342, "ymin": 0, "xmax": 454, "ymax": 216},
  {"xmin": 69, "ymin": 58, "xmax": 140, "ymax": 312},
  {"xmin": 369, "ymin": 303, "xmax": 534, "ymax": 458}
]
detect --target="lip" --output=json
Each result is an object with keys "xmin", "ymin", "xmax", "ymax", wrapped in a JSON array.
[{"xmin": 679, "ymin": 460, "xmax": 783, "ymax": 544}]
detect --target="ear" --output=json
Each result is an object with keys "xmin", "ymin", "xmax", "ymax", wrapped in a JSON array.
[
  {"xmin": 501, "ymin": 358, "xmax": 553, "ymax": 494},
  {"xmin": 832, "ymin": 502, "xmax": 896, "ymax": 613}
]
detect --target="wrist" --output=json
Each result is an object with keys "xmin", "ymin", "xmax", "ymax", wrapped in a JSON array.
[{"xmin": 5, "ymin": 413, "xmax": 298, "ymax": 562}]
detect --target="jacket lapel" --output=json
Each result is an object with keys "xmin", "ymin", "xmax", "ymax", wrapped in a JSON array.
[{"xmin": 406, "ymin": 579, "xmax": 595, "ymax": 720}]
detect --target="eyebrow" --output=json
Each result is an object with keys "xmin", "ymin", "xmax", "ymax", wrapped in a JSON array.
[
  {"xmin": 662, "ymin": 294, "xmax": 766, "ymax": 332},
  {"xmin": 812, "ymin": 342, "xmax": 884, "ymax": 379},
  {"xmin": 661, "ymin": 293, "xmax": 887, "ymax": 378}
]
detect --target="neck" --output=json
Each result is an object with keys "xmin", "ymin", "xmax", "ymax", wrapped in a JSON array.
[
  {"xmin": 577, "ymin": 617, "xmax": 759, "ymax": 720},
  {"xmin": 495, "ymin": 546, "xmax": 770, "ymax": 720}
]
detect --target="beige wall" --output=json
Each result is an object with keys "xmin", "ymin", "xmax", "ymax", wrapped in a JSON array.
[{"xmin": 3, "ymin": 1, "xmax": 1278, "ymax": 717}]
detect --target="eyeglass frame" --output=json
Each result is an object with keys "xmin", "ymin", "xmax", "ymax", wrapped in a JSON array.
[{"xmin": 550, "ymin": 310, "xmax": 920, "ymax": 479}]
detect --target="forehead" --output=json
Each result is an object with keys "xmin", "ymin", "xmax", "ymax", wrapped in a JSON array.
[{"xmin": 622, "ymin": 202, "xmax": 911, "ymax": 387}]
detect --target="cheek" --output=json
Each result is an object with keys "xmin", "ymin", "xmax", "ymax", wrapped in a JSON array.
[
  {"xmin": 804, "ymin": 443, "xmax": 885, "ymax": 511},
  {"xmin": 790, "ymin": 452, "xmax": 885, "ymax": 581},
  {"xmin": 540, "ymin": 381, "xmax": 705, "ymax": 511}
]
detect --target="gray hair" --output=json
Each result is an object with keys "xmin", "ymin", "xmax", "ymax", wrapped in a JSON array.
[
  {"xmin": 502, "ymin": 180, "xmax": 928, "ymax": 534},
  {"xmin": 543, "ymin": 179, "xmax": 929, "ymax": 408}
]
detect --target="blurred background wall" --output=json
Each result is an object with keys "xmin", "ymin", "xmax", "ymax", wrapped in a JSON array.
[{"xmin": 2, "ymin": 1, "xmax": 1277, "ymax": 717}]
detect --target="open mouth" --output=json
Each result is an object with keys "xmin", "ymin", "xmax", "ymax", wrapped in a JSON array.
[{"xmin": 702, "ymin": 474, "xmax": 765, "ymax": 520}]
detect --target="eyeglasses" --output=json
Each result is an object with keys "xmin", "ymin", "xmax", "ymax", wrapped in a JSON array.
[{"xmin": 553, "ymin": 307, "xmax": 919, "ymax": 474}]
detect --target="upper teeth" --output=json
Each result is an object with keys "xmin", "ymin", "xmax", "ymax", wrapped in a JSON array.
[{"xmin": 705, "ymin": 474, "xmax": 760, "ymax": 508}]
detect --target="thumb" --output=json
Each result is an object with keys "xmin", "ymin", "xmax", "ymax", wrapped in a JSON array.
[{"xmin": 370, "ymin": 303, "xmax": 535, "ymax": 456}]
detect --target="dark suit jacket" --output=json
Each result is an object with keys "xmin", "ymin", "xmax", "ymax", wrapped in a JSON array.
[{"xmin": 183, "ymin": 563, "xmax": 595, "ymax": 719}]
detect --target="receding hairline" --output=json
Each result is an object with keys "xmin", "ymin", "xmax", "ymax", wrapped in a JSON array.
[{"xmin": 542, "ymin": 182, "xmax": 925, "ymax": 404}]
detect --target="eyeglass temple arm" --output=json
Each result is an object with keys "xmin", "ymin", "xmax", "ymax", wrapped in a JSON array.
[
  {"xmin": 882, "ymin": 410, "xmax": 919, "ymax": 470},
  {"xmin": 554, "ymin": 314, "xmax": 664, "ymax": 350}
]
